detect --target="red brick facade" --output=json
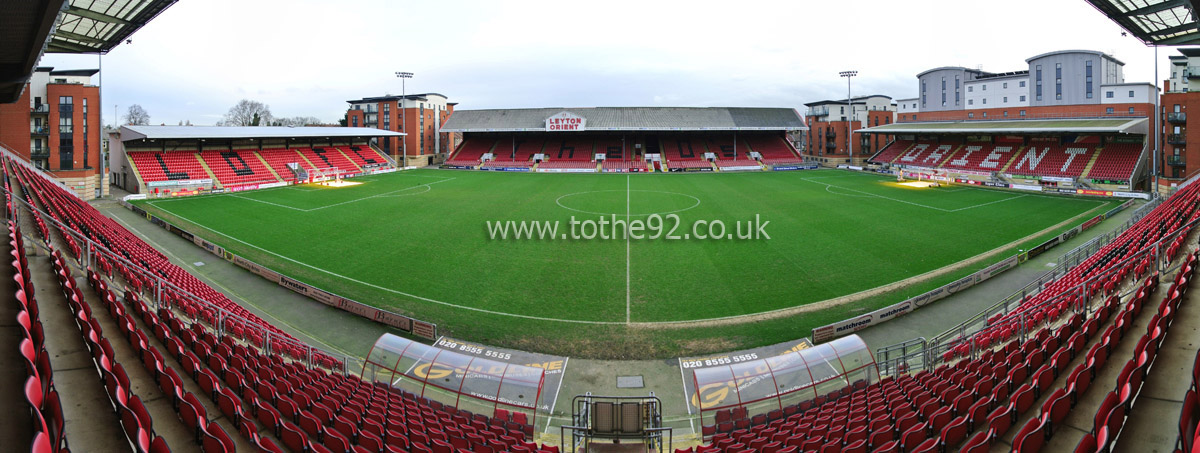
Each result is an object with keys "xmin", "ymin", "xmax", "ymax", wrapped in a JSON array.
[
  {"xmin": 0, "ymin": 82, "xmax": 100, "ymax": 173},
  {"xmin": 345, "ymin": 98, "xmax": 455, "ymax": 166},
  {"xmin": 897, "ymin": 103, "xmax": 1153, "ymax": 123},
  {"xmin": 1162, "ymin": 92, "xmax": 1197, "ymax": 181},
  {"xmin": 806, "ymin": 110, "xmax": 895, "ymax": 162}
]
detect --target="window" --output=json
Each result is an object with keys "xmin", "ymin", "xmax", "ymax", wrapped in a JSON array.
[
  {"xmin": 1129, "ymin": 90, "xmax": 1135, "ymax": 97},
  {"xmin": 1020, "ymin": 81, "xmax": 1026, "ymax": 87},
  {"xmin": 941, "ymin": 77, "xmax": 946, "ymax": 90},
  {"xmin": 1003, "ymin": 96, "xmax": 1008, "ymax": 103},
  {"xmin": 982, "ymin": 98, "xmax": 987, "ymax": 105},
  {"xmin": 968, "ymin": 86, "xmax": 973, "ymax": 92},
  {"xmin": 1129, "ymin": 107, "xmax": 1135, "ymax": 114},
  {"xmin": 58, "ymin": 116, "xmax": 72, "ymax": 133},
  {"xmin": 1106, "ymin": 107, "xmax": 1114, "ymax": 114},
  {"xmin": 1086, "ymin": 60, "xmax": 1093, "ymax": 99},
  {"xmin": 982, "ymin": 84, "xmax": 987, "ymax": 91},
  {"xmin": 1020, "ymin": 110, "xmax": 1026, "ymax": 116},
  {"xmin": 1176, "ymin": 104, "xmax": 1182, "ymax": 112},
  {"xmin": 983, "ymin": 112, "xmax": 988, "ymax": 118},
  {"xmin": 1003, "ymin": 111, "xmax": 1009, "ymax": 117},
  {"xmin": 1020, "ymin": 95, "xmax": 1026, "ymax": 102},
  {"xmin": 968, "ymin": 113, "xmax": 974, "ymax": 118},
  {"xmin": 1003, "ymin": 82, "xmax": 1008, "ymax": 89},
  {"xmin": 968, "ymin": 100, "xmax": 974, "ymax": 105},
  {"xmin": 1106, "ymin": 91, "xmax": 1114, "ymax": 98},
  {"xmin": 1035, "ymin": 65, "xmax": 1043, "ymax": 101},
  {"xmin": 942, "ymin": 92, "xmax": 946, "ymax": 106},
  {"xmin": 955, "ymin": 76, "xmax": 960, "ymax": 89}
]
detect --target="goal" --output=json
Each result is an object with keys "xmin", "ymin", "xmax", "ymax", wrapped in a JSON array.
[{"xmin": 309, "ymin": 167, "xmax": 346, "ymax": 185}]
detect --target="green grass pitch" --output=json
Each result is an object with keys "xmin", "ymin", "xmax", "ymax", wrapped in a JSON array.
[{"xmin": 134, "ymin": 169, "xmax": 1112, "ymax": 358}]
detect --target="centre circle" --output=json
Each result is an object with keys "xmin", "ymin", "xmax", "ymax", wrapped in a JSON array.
[{"xmin": 556, "ymin": 190, "xmax": 702, "ymax": 216}]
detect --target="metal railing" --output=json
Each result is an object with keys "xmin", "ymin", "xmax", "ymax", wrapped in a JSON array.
[
  {"xmin": 1169, "ymin": 112, "xmax": 1188, "ymax": 123},
  {"xmin": 874, "ymin": 196, "xmax": 1168, "ymax": 375},
  {"xmin": 31, "ymin": 126, "xmax": 49, "ymax": 135},
  {"xmin": 1169, "ymin": 156, "xmax": 1187, "ymax": 167},
  {"xmin": 1169, "ymin": 134, "xmax": 1187, "ymax": 145},
  {"xmin": 31, "ymin": 105, "xmax": 49, "ymax": 114},
  {"xmin": 4, "ymin": 170, "xmax": 357, "ymax": 375}
]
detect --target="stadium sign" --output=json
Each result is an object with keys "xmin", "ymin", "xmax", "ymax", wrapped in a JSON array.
[
  {"xmin": 1076, "ymin": 189, "xmax": 1112, "ymax": 197},
  {"xmin": 1011, "ymin": 184, "xmax": 1043, "ymax": 192},
  {"xmin": 147, "ymin": 178, "xmax": 212, "ymax": 188},
  {"xmin": 1112, "ymin": 191, "xmax": 1151, "ymax": 200},
  {"xmin": 545, "ymin": 112, "xmax": 586, "ymax": 131}
]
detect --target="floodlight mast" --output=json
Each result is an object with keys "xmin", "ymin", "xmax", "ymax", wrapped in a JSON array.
[
  {"xmin": 840, "ymin": 70, "xmax": 858, "ymax": 164},
  {"xmin": 395, "ymin": 71, "xmax": 414, "ymax": 170}
]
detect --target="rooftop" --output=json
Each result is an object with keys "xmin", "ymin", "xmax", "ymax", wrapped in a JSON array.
[
  {"xmin": 441, "ymin": 107, "xmax": 806, "ymax": 132},
  {"xmin": 1086, "ymin": 0, "xmax": 1200, "ymax": 45},
  {"xmin": 859, "ymin": 118, "xmax": 1149, "ymax": 135},
  {"xmin": 119, "ymin": 125, "xmax": 403, "ymax": 142}
]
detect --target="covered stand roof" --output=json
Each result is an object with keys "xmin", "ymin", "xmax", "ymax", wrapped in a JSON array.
[
  {"xmin": 120, "ymin": 125, "xmax": 403, "ymax": 142},
  {"xmin": 692, "ymin": 335, "xmax": 879, "ymax": 420},
  {"xmin": 0, "ymin": 0, "xmax": 175, "ymax": 102},
  {"xmin": 441, "ymin": 107, "xmax": 807, "ymax": 133},
  {"xmin": 363, "ymin": 334, "xmax": 545, "ymax": 420},
  {"xmin": 1086, "ymin": 0, "xmax": 1200, "ymax": 45},
  {"xmin": 858, "ymin": 118, "xmax": 1149, "ymax": 135}
]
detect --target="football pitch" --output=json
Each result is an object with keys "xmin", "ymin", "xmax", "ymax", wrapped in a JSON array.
[{"xmin": 134, "ymin": 169, "xmax": 1113, "ymax": 358}]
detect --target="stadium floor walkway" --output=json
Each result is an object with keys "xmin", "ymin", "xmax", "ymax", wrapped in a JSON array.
[{"xmin": 856, "ymin": 200, "xmax": 1142, "ymax": 350}]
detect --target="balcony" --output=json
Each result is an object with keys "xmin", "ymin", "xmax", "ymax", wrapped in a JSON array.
[
  {"xmin": 825, "ymin": 130, "xmax": 837, "ymax": 138},
  {"xmin": 1169, "ymin": 112, "xmax": 1188, "ymax": 124},
  {"xmin": 30, "ymin": 148, "xmax": 48, "ymax": 159},
  {"xmin": 1168, "ymin": 134, "xmax": 1187, "ymax": 145},
  {"xmin": 808, "ymin": 107, "xmax": 829, "ymax": 118},
  {"xmin": 31, "ymin": 126, "xmax": 49, "ymax": 136},
  {"xmin": 31, "ymin": 105, "xmax": 49, "ymax": 115},
  {"xmin": 825, "ymin": 141, "xmax": 837, "ymax": 150}
]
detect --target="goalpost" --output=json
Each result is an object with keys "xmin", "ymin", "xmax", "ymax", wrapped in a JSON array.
[{"xmin": 309, "ymin": 167, "xmax": 346, "ymax": 185}]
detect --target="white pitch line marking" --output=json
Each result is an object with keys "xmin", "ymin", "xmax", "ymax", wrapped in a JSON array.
[
  {"xmin": 678, "ymin": 359, "xmax": 696, "ymax": 434},
  {"xmin": 220, "ymin": 177, "xmax": 455, "ymax": 212},
  {"xmin": 626, "ymin": 174, "xmax": 632, "ymax": 324},
  {"xmin": 803, "ymin": 178, "xmax": 1031, "ymax": 213}
]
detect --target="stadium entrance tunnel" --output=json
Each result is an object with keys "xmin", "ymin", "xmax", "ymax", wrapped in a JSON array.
[
  {"xmin": 362, "ymin": 334, "xmax": 545, "ymax": 432},
  {"xmin": 691, "ymin": 335, "xmax": 879, "ymax": 438},
  {"xmin": 555, "ymin": 189, "xmax": 701, "ymax": 216}
]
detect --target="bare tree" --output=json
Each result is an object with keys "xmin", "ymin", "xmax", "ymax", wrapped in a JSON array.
[
  {"xmin": 275, "ymin": 116, "xmax": 325, "ymax": 127},
  {"xmin": 220, "ymin": 99, "xmax": 273, "ymax": 126},
  {"xmin": 123, "ymin": 104, "xmax": 150, "ymax": 126}
]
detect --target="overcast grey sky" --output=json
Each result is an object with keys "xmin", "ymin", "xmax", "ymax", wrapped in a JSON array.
[{"xmin": 41, "ymin": 0, "xmax": 1170, "ymax": 126}]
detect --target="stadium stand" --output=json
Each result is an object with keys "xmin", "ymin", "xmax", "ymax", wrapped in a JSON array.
[
  {"xmin": 1179, "ymin": 348, "xmax": 1200, "ymax": 453},
  {"xmin": 7, "ymin": 155, "xmax": 555, "ymax": 452},
  {"xmin": 601, "ymin": 160, "xmax": 646, "ymax": 171},
  {"xmin": 513, "ymin": 138, "xmax": 546, "ymax": 162},
  {"xmin": 295, "ymin": 147, "xmax": 360, "ymax": 174},
  {"xmin": 705, "ymin": 136, "xmax": 751, "ymax": 160},
  {"xmin": 746, "ymin": 135, "xmax": 801, "ymax": 163},
  {"xmin": 1086, "ymin": 143, "xmax": 1144, "ymax": 182},
  {"xmin": 663, "ymin": 136, "xmax": 707, "ymax": 161},
  {"xmin": 481, "ymin": 160, "xmax": 535, "ymax": 168},
  {"xmin": 714, "ymin": 159, "xmax": 761, "ymax": 169},
  {"xmin": 546, "ymin": 137, "xmax": 594, "ymax": 161},
  {"xmin": 867, "ymin": 140, "xmax": 914, "ymax": 164},
  {"xmin": 680, "ymin": 176, "xmax": 1200, "ymax": 453},
  {"xmin": 198, "ymin": 150, "xmax": 280, "ymax": 187},
  {"xmin": 668, "ymin": 160, "xmax": 714, "ymax": 170},
  {"xmin": 594, "ymin": 138, "xmax": 626, "ymax": 160},
  {"xmin": 940, "ymin": 143, "xmax": 1020, "ymax": 173},
  {"xmin": 1006, "ymin": 144, "xmax": 1098, "ymax": 178},
  {"xmin": 337, "ymin": 146, "xmax": 388, "ymax": 169},
  {"xmin": 447, "ymin": 137, "xmax": 497, "ymax": 164},
  {"xmin": 127, "ymin": 151, "xmax": 209, "ymax": 183},
  {"xmin": 257, "ymin": 148, "xmax": 314, "ymax": 181},
  {"xmin": 538, "ymin": 160, "xmax": 597, "ymax": 169},
  {"xmin": 892, "ymin": 142, "xmax": 959, "ymax": 168}
]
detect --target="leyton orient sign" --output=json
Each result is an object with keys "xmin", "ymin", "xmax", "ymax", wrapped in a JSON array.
[{"xmin": 546, "ymin": 111, "xmax": 586, "ymax": 131}]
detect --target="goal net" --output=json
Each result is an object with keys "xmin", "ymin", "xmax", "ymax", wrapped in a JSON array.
[{"xmin": 309, "ymin": 167, "xmax": 346, "ymax": 185}]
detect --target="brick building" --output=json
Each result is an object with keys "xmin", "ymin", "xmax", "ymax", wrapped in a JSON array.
[
  {"xmin": 345, "ymin": 94, "xmax": 456, "ymax": 167},
  {"xmin": 802, "ymin": 95, "xmax": 897, "ymax": 166},
  {"xmin": 0, "ymin": 67, "xmax": 105, "ymax": 199}
]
